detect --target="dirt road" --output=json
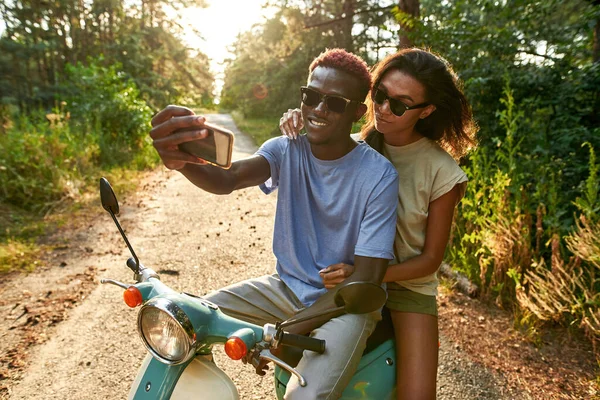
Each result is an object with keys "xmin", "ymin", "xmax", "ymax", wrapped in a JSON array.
[{"xmin": 1, "ymin": 114, "xmax": 524, "ymax": 399}]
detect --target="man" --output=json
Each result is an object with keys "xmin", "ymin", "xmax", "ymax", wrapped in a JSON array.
[{"xmin": 149, "ymin": 49, "xmax": 398, "ymax": 399}]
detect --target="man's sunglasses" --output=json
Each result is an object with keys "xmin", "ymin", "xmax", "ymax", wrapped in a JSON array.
[
  {"xmin": 372, "ymin": 88, "xmax": 430, "ymax": 117},
  {"xmin": 300, "ymin": 87, "xmax": 360, "ymax": 114}
]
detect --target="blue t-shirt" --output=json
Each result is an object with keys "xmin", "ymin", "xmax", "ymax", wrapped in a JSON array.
[{"xmin": 256, "ymin": 136, "xmax": 399, "ymax": 306}]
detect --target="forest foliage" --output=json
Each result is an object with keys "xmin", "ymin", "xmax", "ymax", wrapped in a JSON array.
[
  {"xmin": 221, "ymin": 0, "xmax": 600, "ymax": 352},
  {"xmin": 0, "ymin": 0, "xmax": 214, "ymax": 272},
  {"xmin": 0, "ymin": 0, "xmax": 214, "ymax": 213}
]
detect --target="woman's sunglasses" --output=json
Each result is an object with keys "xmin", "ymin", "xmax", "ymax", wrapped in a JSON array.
[
  {"xmin": 372, "ymin": 88, "xmax": 430, "ymax": 117},
  {"xmin": 300, "ymin": 87, "xmax": 360, "ymax": 114}
]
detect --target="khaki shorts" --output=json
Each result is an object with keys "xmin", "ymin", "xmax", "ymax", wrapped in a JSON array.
[{"xmin": 386, "ymin": 282, "xmax": 438, "ymax": 317}]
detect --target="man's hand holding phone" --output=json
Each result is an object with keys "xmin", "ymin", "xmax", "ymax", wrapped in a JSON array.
[
  {"xmin": 176, "ymin": 122, "xmax": 234, "ymax": 169},
  {"xmin": 149, "ymin": 105, "xmax": 264, "ymax": 195},
  {"xmin": 150, "ymin": 106, "xmax": 210, "ymax": 170}
]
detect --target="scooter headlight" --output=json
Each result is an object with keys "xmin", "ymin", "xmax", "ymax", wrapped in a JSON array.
[{"xmin": 138, "ymin": 297, "xmax": 196, "ymax": 365}]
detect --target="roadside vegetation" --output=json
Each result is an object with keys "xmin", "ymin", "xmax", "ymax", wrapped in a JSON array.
[
  {"xmin": 0, "ymin": 0, "xmax": 214, "ymax": 273},
  {"xmin": 230, "ymin": 111, "xmax": 281, "ymax": 146}
]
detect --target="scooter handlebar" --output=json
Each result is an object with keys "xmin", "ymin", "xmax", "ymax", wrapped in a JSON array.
[
  {"xmin": 279, "ymin": 332, "xmax": 325, "ymax": 354},
  {"xmin": 127, "ymin": 257, "xmax": 144, "ymax": 272}
]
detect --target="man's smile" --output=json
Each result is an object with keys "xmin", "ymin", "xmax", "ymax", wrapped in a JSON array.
[{"xmin": 307, "ymin": 117, "xmax": 329, "ymax": 127}]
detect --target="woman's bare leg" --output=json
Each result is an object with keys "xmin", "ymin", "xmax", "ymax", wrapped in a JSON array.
[{"xmin": 391, "ymin": 311, "xmax": 438, "ymax": 400}]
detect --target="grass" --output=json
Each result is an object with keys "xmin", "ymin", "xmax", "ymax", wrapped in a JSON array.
[
  {"xmin": 193, "ymin": 107, "xmax": 219, "ymax": 115},
  {"xmin": 0, "ymin": 238, "xmax": 44, "ymax": 274},
  {"xmin": 230, "ymin": 111, "xmax": 281, "ymax": 146},
  {"xmin": 0, "ymin": 167, "xmax": 152, "ymax": 275},
  {"xmin": 0, "ymin": 202, "xmax": 49, "ymax": 274}
]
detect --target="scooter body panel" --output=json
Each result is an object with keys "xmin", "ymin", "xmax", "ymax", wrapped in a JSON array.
[
  {"xmin": 129, "ymin": 354, "xmax": 238, "ymax": 400},
  {"xmin": 274, "ymin": 339, "xmax": 397, "ymax": 399}
]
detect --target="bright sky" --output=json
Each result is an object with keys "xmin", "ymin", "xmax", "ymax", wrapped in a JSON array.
[{"xmin": 181, "ymin": 0, "xmax": 276, "ymax": 99}]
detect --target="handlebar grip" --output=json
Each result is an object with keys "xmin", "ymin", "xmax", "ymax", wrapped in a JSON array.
[
  {"xmin": 279, "ymin": 332, "xmax": 326, "ymax": 354},
  {"xmin": 127, "ymin": 257, "xmax": 144, "ymax": 272}
]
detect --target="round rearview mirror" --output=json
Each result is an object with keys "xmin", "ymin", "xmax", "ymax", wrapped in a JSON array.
[
  {"xmin": 100, "ymin": 177, "xmax": 119, "ymax": 215},
  {"xmin": 334, "ymin": 281, "xmax": 387, "ymax": 314}
]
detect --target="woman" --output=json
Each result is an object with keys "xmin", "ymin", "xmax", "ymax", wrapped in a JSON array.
[{"xmin": 280, "ymin": 48, "xmax": 478, "ymax": 399}]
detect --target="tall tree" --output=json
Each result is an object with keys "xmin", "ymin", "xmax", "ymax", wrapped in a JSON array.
[
  {"xmin": 265, "ymin": 0, "xmax": 399, "ymax": 62},
  {"xmin": 396, "ymin": 0, "xmax": 419, "ymax": 48},
  {"xmin": 0, "ymin": 0, "xmax": 213, "ymax": 112},
  {"xmin": 592, "ymin": 0, "xmax": 600, "ymax": 63},
  {"xmin": 221, "ymin": 8, "xmax": 326, "ymax": 117}
]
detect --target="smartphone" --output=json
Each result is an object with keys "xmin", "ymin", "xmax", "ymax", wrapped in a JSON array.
[{"xmin": 176, "ymin": 122, "xmax": 235, "ymax": 169}]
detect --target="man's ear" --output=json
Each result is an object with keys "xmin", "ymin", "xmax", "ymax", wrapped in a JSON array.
[
  {"xmin": 420, "ymin": 104, "xmax": 436, "ymax": 119},
  {"xmin": 354, "ymin": 103, "xmax": 368, "ymax": 122}
]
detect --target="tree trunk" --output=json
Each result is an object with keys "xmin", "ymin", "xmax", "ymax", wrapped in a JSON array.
[
  {"xmin": 439, "ymin": 263, "xmax": 480, "ymax": 298},
  {"xmin": 592, "ymin": 16, "xmax": 599, "ymax": 126},
  {"xmin": 341, "ymin": 0, "xmax": 354, "ymax": 52},
  {"xmin": 34, "ymin": 35, "xmax": 45, "ymax": 85},
  {"xmin": 70, "ymin": 0, "xmax": 86, "ymax": 64},
  {"xmin": 594, "ymin": 18, "xmax": 599, "ymax": 63},
  {"xmin": 397, "ymin": 0, "xmax": 419, "ymax": 48},
  {"xmin": 149, "ymin": 0, "xmax": 155, "ymax": 28},
  {"xmin": 12, "ymin": 53, "xmax": 24, "ymax": 113},
  {"xmin": 140, "ymin": 0, "xmax": 145, "ymax": 29}
]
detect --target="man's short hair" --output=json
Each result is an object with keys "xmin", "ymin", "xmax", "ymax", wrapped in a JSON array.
[{"xmin": 309, "ymin": 48, "xmax": 372, "ymax": 100}]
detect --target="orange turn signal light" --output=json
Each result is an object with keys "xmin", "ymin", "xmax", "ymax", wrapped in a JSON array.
[
  {"xmin": 224, "ymin": 337, "xmax": 247, "ymax": 360},
  {"xmin": 123, "ymin": 286, "xmax": 143, "ymax": 308}
]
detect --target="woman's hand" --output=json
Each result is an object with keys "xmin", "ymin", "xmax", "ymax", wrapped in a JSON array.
[
  {"xmin": 279, "ymin": 108, "xmax": 303, "ymax": 139},
  {"xmin": 319, "ymin": 263, "xmax": 355, "ymax": 289}
]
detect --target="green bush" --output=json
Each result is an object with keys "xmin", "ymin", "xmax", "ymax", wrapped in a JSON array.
[
  {"xmin": 515, "ymin": 144, "xmax": 600, "ymax": 350},
  {"xmin": 63, "ymin": 58, "xmax": 158, "ymax": 169},
  {"xmin": 230, "ymin": 111, "xmax": 280, "ymax": 146},
  {"xmin": 0, "ymin": 114, "xmax": 98, "ymax": 211},
  {"xmin": 449, "ymin": 81, "xmax": 600, "ymax": 346},
  {"xmin": 0, "ymin": 59, "xmax": 158, "ymax": 212}
]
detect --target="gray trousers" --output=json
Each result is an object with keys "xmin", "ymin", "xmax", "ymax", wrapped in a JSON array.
[{"xmin": 204, "ymin": 274, "xmax": 381, "ymax": 400}]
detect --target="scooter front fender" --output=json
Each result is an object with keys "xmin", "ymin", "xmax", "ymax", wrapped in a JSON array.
[{"xmin": 128, "ymin": 354, "xmax": 239, "ymax": 400}]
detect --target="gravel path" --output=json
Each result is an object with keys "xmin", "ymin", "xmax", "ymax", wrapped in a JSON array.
[{"xmin": 3, "ymin": 114, "xmax": 524, "ymax": 399}]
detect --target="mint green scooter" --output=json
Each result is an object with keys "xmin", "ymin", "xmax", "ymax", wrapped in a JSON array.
[{"xmin": 99, "ymin": 178, "xmax": 397, "ymax": 399}]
